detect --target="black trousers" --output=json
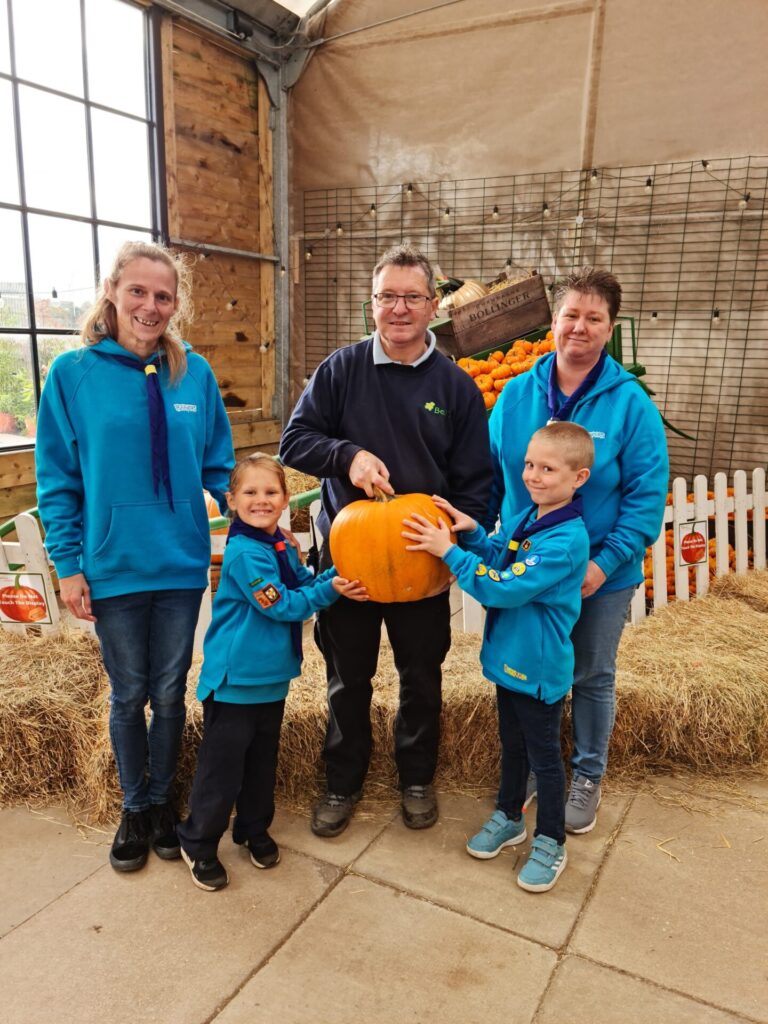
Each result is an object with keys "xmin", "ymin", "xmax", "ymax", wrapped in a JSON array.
[
  {"xmin": 495, "ymin": 685, "xmax": 566, "ymax": 845},
  {"xmin": 177, "ymin": 696, "xmax": 285, "ymax": 859},
  {"xmin": 314, "ymin": 587, "xmax": 452, "ymax": 795}
]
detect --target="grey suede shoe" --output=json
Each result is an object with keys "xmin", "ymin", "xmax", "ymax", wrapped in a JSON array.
[
  {"xmin": 401, "ymin": 784, "xmax": 438, "ymax": 830},
  {"xmin": 311, "ymin": 791, "xmax": 362, "ymax": 837}
]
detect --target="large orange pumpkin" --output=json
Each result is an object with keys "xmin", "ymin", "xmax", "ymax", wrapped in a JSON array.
[{"xmin": 329, "ymin": 490, "xmax": 452, "ymax": 603}]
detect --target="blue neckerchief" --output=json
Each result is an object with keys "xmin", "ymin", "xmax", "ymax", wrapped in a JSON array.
[
  {"xmin": 546, "ymin": 350, "xmax": 606, "ymax": 423},
  {"xmin": 227, "ymin": 518, "xmax": 302, "ymax": 659},
  {"xmin": 97, "ymin": 350, "xmax": 174, "ymax": 510},
  {"xmin": 485, "ymin": 494, "xmax": 585, "ymax": 636}
]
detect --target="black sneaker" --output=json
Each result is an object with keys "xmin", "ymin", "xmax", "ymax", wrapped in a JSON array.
[
  {"xmin": 401, "ymin": 784, "xmax": 438, "ymax": 829},
  {"xmin": 311, "ymin": 790, "xmax": 362, "ymax": 838},
  {"xmin": 149, "ymin": 801, "xmax": 181, "ymax": 860},
  {"xmin": 180, "ymin": 847, "xmax": 229, "ymax": 891},
  {"xmin": 109, "ymin": 809, "xmax": 150, "ymax": 872},
  {"xmin": 246, "ymin": 832, "xmax": 280, "ymax": 869}
]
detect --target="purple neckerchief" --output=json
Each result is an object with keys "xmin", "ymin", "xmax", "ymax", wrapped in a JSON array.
[
  {"xmin": 96, "ymin": 350, "xmax": 174, "ymax": 510},
  {"xmin": 485, "ymin": 494, "xmax": 585, "ymax": 636},
  {"xmin": 546, "ymin": 350, "xmax": 606, "ymax": 423},
  {"xmin": 227, "ymin": 518, "xmax": 302, "ymax": 659}
]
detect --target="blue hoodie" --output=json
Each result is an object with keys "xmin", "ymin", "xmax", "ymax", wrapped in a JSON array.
[
  {"xmin": 35, "ymin": 338, "xmax": 234, "ymax": 599},
  {"xmin": 443, "ymin": 510, "xmax": 590, "ymax": 704},
  {"xmin": 197, "ymin": 533, "xmax": 339, "ymax": 703},
  {"xmin": 487, "ymin": 353, "xmax": 668, "ymax": 594}
]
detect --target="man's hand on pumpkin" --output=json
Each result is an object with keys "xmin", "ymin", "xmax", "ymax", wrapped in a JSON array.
[{"xmin": 349, "ymin": 449, "xmax": 394, "ymax": 497}]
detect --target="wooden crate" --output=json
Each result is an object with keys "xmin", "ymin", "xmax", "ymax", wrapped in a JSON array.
[{"xmin": 432, "ymin": 273, "xmax": 551, "ymax": 358}]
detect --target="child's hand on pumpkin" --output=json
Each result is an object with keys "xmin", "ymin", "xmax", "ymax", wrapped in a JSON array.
[
  {"xmin": 332, "ymin": 577, "xmax": 369, "ymax": 601},
  {"xmin": 401, "ymin": 513, "xmax": 454, "ymax": 558},
  {"xmin": 431, "ymin": 495, "xmax": 477, "ymax": 534}
]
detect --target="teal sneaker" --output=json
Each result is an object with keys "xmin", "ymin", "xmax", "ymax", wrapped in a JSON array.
[
  {"xmin": 517, "ymin": 835, "xmax": 567, "ymax": 892},
  {"xmin": 466, "ymin": 809, "xmax": 527, "ymax": 860}
]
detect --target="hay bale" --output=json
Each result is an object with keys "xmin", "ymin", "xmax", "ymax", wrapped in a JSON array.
[{"xmin": 3, "ymin": 573, "xmax": 768, "ymax": 824}]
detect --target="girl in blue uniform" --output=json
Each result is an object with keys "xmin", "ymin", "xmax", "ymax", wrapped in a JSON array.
[
  {"xmin": 402, "ymin": 422, "xmax": 593, "ymax": 893},
  {"xmin": 178, "ymin": 453, "xmax": 367, "ymax": 891}
]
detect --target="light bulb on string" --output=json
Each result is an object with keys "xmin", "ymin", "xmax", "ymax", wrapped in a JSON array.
[
  {"xmin": 280, "ymin": 265, "xmax": 286, "ymax": 277},
  {"xmin": 225, "ymin": 298, "xmax": 238, "ymax": 311},
  {"xmin": 443, "ymin": 207, "xmax": 451, "ymax": 221},
  {"xmin": 305, "ymin": 246, "xmax": 313, "ymax": 261},
  {"xmin": 650, "ymin": 311, "xmax": 658, "ymax": 321},
  {"xmin": 701, "ymin": 159, "xmax": 709, "ymax": 169},
  {"xmin": 712, "ymin": 308, "xmax": 720, "ymax": 322},
  {"xmin": 336, "ymin": 222, "xmax": 343, "ymax": 236},
  {"xmin": 542, "ymin": 202, "xmax": 550, "ymax": 218},
  {"xmin": 590, "ymin": 168, "xmax": 598, "ymax": 183},
  {"xmin": 405, "ymin": 183, "xmax": 413, "ymax": 200},
  {"xmin": 739, "ymin": 193, "xmax": 750, "ymax": 210},
  {"xmin": 51, "ymin": 287, "xmax": 58, "ymax": 299},
  {"xmin": 645, "ymin": 177, "xmax": 653, "ymax": 193},
  {"xmin": 492, "ymin": 205, "xmax": 499, "ymax": 220},
  {"xmin": 369, "ymin": 203, "xmax": 377, "ymax": 218}
]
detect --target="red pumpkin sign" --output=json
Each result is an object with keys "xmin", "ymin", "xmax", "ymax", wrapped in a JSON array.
[{"xmin": 0, "ymin": 574, "xmax": 48, "ymax": 623}]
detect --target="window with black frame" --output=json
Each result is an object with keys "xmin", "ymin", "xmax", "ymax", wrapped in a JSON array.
[{"xmin": 0, "ymin": 0, "xmax": 159, "ymax": 450}]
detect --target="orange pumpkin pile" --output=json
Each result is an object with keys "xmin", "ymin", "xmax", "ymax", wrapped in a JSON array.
[{"xmin": 457, "ymin": 331, "xmax": 556, "ymax": 410}]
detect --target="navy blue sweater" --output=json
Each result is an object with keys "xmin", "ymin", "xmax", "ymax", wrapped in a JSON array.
[{"xmin": 279, "ymin": 336, "xmax": 493, "ymax": 537}]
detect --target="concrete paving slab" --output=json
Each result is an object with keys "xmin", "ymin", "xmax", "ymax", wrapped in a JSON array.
[
  {"xmin": 0, "ymin": 845, "xmax": 339, "ymax": 1024},
  {"xmin": 273, "ymin": 800, "xmax": 398, "ymax": 867},
  {"xmin": 538, "ymin": 955, "xmax": 750, "ymax": 1024},
  {"xmin": 215, "ymin": 874, "xmax": 557, "ymax": 1024},
  {"xmin": 571, "ymin": 790, "xmax": 768, "ymax": 1021},
  {"xmin": 352, "ymin": 791, "xmax": 630, "ymax": 949},
  {"xmin": 0, "ymin": 805, "xmax": 106, "ymax": 938}
]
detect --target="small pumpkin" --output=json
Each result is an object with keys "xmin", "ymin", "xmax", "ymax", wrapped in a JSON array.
[
  {"xmin": 329, "ymin": 489, "xmax": 452, "ymax": 603},
  {"xmin": 0, "ymin": 574, "xmax": 47, "ymax": 623},
  {"xmin": 204, "ymin": 490, "xmax": 228, "ymax": 565}
]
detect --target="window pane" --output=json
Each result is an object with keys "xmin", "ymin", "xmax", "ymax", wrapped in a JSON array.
[
  {"xmin": 86, "ymin": 0, "xmax": 146, "ymax": 117},
  {"xmin": 98, "ymin": 225, "xmax": 153, "ymax": 280},
  {"xmin": 92, "ymin": 109, "xmax": 151, "ymax": 226},
  {"xmin": 0, "ymin": 210, "xmax": 27, "ymax": 329},
  {"xmin": 11, "ymin": 0, "xmax": 83, "ymax": 96},
  {"xmin": 0, "ymin": 2, "xmax": 10, "ymax": 74},
  {"xmin": 19, "ymin": 86, "xmax": 90, "ymax": 217},
  {"xmin": 28, "ymin": 215, "xmax": 95, "ymax": 329},
  {"xmin": 0, "ymin": 80, "xmax": 19, "ymax": 203},
  {"xmin": 0, "ymin": 335, "xmax": 36, "ymax": 445}
]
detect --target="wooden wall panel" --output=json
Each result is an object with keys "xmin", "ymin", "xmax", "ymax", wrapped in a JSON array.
[{"xmin": 163, "ymin": 17, "xmax": 278, "ymax": 450}]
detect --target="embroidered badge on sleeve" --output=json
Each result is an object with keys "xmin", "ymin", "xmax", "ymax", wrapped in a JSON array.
[
  {"xmin": 254, "ymin": 582, "xmax": 282, "ymax": 608},
  {"xmin": 511, "ymin": 562, "xmax": 527, "ymax": 576}
]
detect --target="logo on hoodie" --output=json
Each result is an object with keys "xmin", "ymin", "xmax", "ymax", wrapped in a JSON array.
[{"xmin": 423, "ymin": 401, "xmax": 447, "ymax": 417}]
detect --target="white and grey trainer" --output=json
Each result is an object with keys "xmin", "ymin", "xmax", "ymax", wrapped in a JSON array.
[{"xmin": 564, "ymin": 775, "xmax": 601, "ymax": 834}]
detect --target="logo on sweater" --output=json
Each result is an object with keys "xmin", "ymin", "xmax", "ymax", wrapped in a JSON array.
[
  {"xmin": 422, "ymin": 401, "xmax": 447, "ymax": 416},
  {"xmin": 174, "ymin": 403, "xmax": 198, "ymax": 413},
  {"xmin": 589, "ymin": 430, "xmax": 605, "ymax": 440},
  {"xmin": 504, "ymin": 664, "xmax": 528, "ymax": 681}
]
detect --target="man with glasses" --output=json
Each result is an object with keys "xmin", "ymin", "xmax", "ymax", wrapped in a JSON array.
[{"xmin": 280, "ymin": 244, "xmax": 493, "ymax": 837}]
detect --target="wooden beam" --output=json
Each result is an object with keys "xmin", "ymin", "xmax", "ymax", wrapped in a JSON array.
[
  {"xmin": 230, "ymin": 418, "xmax": 281, "ymax": 449},
  {"xmin": 257, "ymin": 74, "xmax": 276, "ymax": 421},
  {"xmin": 160, "ymin": 16, "xmax": 180, "ymax": 238}
]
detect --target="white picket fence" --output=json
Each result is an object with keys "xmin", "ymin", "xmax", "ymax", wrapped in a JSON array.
[{"xmin": 628, "ymin": 467, "xmax": 766, "ymax": 624}]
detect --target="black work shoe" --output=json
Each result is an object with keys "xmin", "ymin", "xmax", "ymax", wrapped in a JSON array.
[
  {"xmin": 401, "ymin": 784, "xmax": 438, "ymax": 830},
  {"xmin": 246, "ymin": 832, "xmax": 280, "ymax": 869},
  {"xmin": 149, "ymin": 801, "xmax": 181, "ymax": 860},
  {"xmin": 109, "ymin": 809, "xmax": 150, "ymax": 872},
  {"xmin": 180, "ymin": 847, "xmax": 229, "ymax": 891},
  {"xmin": 311, "ymin": 790, "xmax": 362, "ymax": 838}
]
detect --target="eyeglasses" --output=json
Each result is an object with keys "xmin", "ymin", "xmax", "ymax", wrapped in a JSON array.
[{"xmin": 373, "ymin": 292, "xmax": 432, "ymax": 310}]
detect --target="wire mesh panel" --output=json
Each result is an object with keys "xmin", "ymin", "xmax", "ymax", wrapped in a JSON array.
[{"xmin": 302, "ymin": 156, "xmax": 768, "ymax": 479}]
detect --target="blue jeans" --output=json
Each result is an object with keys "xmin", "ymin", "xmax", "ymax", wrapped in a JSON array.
[
  {"xmin": 92, "ymin": 588, "xmax": 204, "ymax": 812},
  {"xmin": 570, "ymin": 585, "xmax": 635, "ymax": 783},
  {"xmin": 496, "ymin": 685, "xmax": 566, "ymax": 845}
]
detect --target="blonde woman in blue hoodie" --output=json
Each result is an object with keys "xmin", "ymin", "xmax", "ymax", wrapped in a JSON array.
[{"xmin": 36, "ymin": 241, "xmax": 234, "ymax": 874}]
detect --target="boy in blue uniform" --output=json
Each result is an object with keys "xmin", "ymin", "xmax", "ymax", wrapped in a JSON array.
[
  {"xmin": 178, "ymin": 454, "xmax": 367, "ymax": 891},
  {"xmin": 402, "ymin": 422, "xmax": 593, "ymax": 892}
]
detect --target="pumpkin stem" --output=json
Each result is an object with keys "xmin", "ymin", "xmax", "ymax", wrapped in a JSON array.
[
  {"xmin": 13, "ymin": 573, "xmax": 21, "ymax": 589},
  {"xmin": 372, "ymin": 486, "xmax": 394, "ymax": 503}
]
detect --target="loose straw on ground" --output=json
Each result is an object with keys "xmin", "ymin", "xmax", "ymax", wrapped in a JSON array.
[{"xmin": 2, "ymin": 572, "xmax": 767, "ymax": 824}]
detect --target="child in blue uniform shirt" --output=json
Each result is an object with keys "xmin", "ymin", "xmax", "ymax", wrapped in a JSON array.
[
  {"xmin": 402, "ymin": 422, "xmax": 593, "ymax": 892},
  {"xmin": 178, "ymin": 453, "xmax": 367, "ymax": 891}
]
